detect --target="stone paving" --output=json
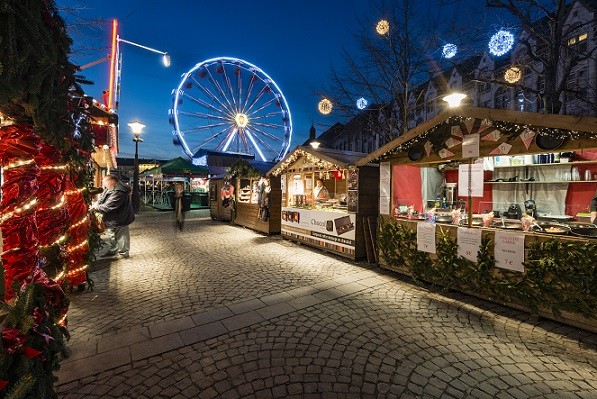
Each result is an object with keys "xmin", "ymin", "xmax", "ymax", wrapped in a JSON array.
[{"xmin": 56, "ymin": 208, "xmax": 597, "ymax": 398}]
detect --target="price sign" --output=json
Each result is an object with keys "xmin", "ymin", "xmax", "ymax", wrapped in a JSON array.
[
  {"xmin": 457, "ymin": 227, "xmax": 482, "ymax": 262},
  {"xmin": 417, "ymin": 222, "xmax": 436, "ymax": 254},
  {"xmin": 494, "ymin": 232, "xmax": 525, "ymax": 272}
]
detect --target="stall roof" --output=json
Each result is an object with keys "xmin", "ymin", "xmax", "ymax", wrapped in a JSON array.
[
  {"xmin": 143, "ymin": 157, "xmax": 208, "ymax": 177},
  {"xmin": 356, "ymin": 106, "xmax": 597, "ymax": 166},
  {"xmin": 268, "ymin": 146, "xmax": 372, "ymax": 176}
]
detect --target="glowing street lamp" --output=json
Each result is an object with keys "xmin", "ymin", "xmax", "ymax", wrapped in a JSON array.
[
  {"xmin": 128, "ymin": 120, "xmax": 145, "ymax": 213},
  {"xmin": 442, "ymin": 93, "xmax": 467, "ymax": 108}
]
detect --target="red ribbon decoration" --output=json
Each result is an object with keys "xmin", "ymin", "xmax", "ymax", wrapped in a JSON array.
[
  {"xmin": 64, "ymin": 175, "xmax": 89, "ymax": 287},
  {"xmin": 0, "ymin": 125, "xmax": 41, "ymax": 301}
]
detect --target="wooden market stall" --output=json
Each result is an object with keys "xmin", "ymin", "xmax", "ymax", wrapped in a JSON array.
[
  {"xmin": 209, "ymin": 175, "xmax": 234, "ymax": 222},
  {"xmin": 229, "ymin": 160, "xmax": 282, "ymax": 235},
  {"xmin": 356, "ymin": 106, "xmax": 597, "ymax": 332},
  {"xmin": 268, "ymin": 146, "xmax": 379, "ymax": 260}
]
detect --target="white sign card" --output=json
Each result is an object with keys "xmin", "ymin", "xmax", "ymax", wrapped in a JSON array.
[
  {"xmin": 462, "ymin": 133, "xmax": 480, "ymax": 158},
  {"xmin": 379, "ymin": 162, "xmax": 391, "ymax": 215},
  {"xmin": 457, "ymin": 227, "xmax": 482, "ymax": 262},
  {"xmin": 494, "ymin": 232, "xmax": 525, "ymax": 272},
  {"xmin": 417, "ymin": 222, "xmax": 436, "ymax": 253},
  {"xmin": 458, "ymin": 163, "xmax": 484, "ymax": 197}
]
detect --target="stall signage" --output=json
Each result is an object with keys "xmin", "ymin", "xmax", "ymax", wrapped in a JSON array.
[
  {"xmin": 494, "ymin": 232, "xmax": 525, "ymax": 272},
  {"xmin": 416, "ymin": 222, "xmax": 436, "ymax": 253},
  {"xmin": 379, "ymin": 162, "xmax": 391, "ymax": 215},
  {"xmin": 458, "ymin": 163, "xmax": 484, "ymax": 197},
  {"xmin": 462, "ymin": 133, "xmax": 480, "ymax": 158},
  {"xmin": 282, "ymin": 207, "xmax": 356, "ymax": 248},
  {"xmin": 457, "ymin": 227, "xmax": 482, "ymax": 262}
]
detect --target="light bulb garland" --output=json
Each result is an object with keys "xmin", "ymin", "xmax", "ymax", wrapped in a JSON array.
[
  {"xmin": 504, "ymin": 66, "xmax": 522, "ymax": 83},
  {"xmin": 66, "ymin": 239, "xmax": 88, "ymax": 253},
  {"xmin": 489, "ymin": 29, "xmax": 515, "ymax": 57},
  {"xmin": 3, "ymin": 158, "xmax": 35, "ymax": 170},
  {"xmin": 377, "ymin": 115, "xmax": 597, "ymax": 162},
  {"xmin": 0, "ymin": 198, "xmax": 38, "ymax": 223},
  {"xmin": 40, "ymin": 234, "xmax": 67, "ymax": 249},
  {"xmin": 271, "ymin": 148, "xmax": 341, "ymax": 176},
  {"xmin": 68, "ymin": 214, "xmax": 89, "ymax": 230}
]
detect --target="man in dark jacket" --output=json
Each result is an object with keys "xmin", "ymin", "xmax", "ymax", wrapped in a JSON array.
[{"xmin": 93, "ymin": 175, "xmax": 135, "ymax": 258}]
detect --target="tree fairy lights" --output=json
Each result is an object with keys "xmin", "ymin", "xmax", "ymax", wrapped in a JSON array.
[
  {"xmin": 356, "ymin": 97, "xmax": 368, "ymax": 110},
  {"xmin": 489, "ymin": 30, "xmax": 515, "ymax": 56},
  {"xmin": 318, "ymin": 98, "xmax": 333, "ymax": 115},
  {"xmin": 442, "ymin": 43, "xmax": 458, "ymax": 59},
  {"xmin": 376, "ymin": 19, "xmax": 390, "ymax": 35},
  {"xmin": 504, "ymin": 66, "xmax": 522, "ymax": 83}
]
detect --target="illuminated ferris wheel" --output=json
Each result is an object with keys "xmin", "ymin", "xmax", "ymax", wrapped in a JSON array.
[{"xmin": 169, "ymin": 57, "xmax": 292, "ymax": 162}]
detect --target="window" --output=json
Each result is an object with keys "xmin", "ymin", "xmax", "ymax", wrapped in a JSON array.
[
  {"xmin": 567, "ymin": 32, "xmax": 589, "ymax": 53},
  {"xmin": 494, "ymin": 87, "xmax": 510, "ymax": 109}
]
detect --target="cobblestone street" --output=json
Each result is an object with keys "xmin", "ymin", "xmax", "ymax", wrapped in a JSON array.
[{"xmin": 56, "ymin": 208, "xmax": 597, "ymax": 398}]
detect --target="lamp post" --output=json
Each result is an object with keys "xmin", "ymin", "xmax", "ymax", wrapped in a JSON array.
[{"xmin": 128, "ymin": 121, "xmax": 145, "ymax": 213}]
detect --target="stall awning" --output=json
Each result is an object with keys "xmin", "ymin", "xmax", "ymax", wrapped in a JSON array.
[
  {"xmin": 356, "ymin": 106, "xmax": 597, "ymax": 166},
  {"xmin": 268, "ymin": 146, "xmax": 371, "ymax": 176},
  {"xmin": 143, "ymin": 157, "xmax": 208, "ymax": 177}
]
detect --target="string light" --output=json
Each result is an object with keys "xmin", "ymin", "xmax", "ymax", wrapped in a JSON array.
[
  {"xmin": 66, "ymin": 239, "xmax": 88, "ymax": 253},
  {"xmin": 40, "ymin": 235, "xmax": 68, "ymax": 249},
  {"xmin": 40, "ymin": 164, "xmax": 68, "ymax": 171},
  {"xmin": 37, "ymin": 194, "xmax": 65, "ymax": 212},
  {"xmin": 0, "ymin": 198, "xmax": 38, "ymax": 222},
  {"xmin": 64, "ymin": 187, "xmax": 87, "ymax": 195},
  {"xmin": 442, "ymin": 43, "xmax": 457, "ymax": 59},
  {"xmin": 68, "ymin": 215, "xmax": 89, "ymax": 230},
  {"xmin": 1, "ymin": 247, "xmax": 21, "ymax": 256},
  {"xmin": 3, "ymin": 159, "xmax": 35, "ymax": 170},
  {"xmin": 356, "ymin": 97, "xmax": 368, "ymax": 110},
  {"xmin": 271, "ymin": 148, "xmax": 341, "ymax": 177},
  {"xmin": 67, "ymin": 264, "xmax": 88, "ymax": 275}
]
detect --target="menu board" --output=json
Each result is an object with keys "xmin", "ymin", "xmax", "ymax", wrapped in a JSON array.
[{"xmin": 458, "ymin": 163, "xmax": 484, "ymax": 197}]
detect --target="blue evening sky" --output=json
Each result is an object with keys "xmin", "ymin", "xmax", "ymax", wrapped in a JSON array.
[{"xmin": 58, "ymin": 0, "xmax": 499, "ymax": 160}]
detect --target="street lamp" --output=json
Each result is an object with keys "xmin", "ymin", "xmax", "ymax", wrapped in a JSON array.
[
  {"xmin": 442, "ymin": 92, "xmax": 467, "ymax": 108},
  {"xmin": 128, "ymin": 120, "xmax": 145, "ymax": 213}
]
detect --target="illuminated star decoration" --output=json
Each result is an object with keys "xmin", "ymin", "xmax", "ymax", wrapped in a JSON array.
[
  {"xmin": 442, "ymin": 43, "xmax": 457, "ymax": 59},
  {"xmin": 356, "ymin": 97, "xmax": 368, "ymax": 110},
  {"xmin": 318, "ymin": 98, "xmax": 333, "ymax": 115},
  {"xmin": 488, "ymin": 30, "xmax": 515, "ymax": 56},
  {"xmin": 504, "ymin": 66, "xmax": 522, "ymax": 83},
  {"xmin": 376, "ymin": 19, "xmax": 389, "ymax": 35}
]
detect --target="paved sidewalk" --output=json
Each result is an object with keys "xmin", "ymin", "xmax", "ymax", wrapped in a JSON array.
[{"xmin": 56, "ymin": 209, "xmax": 597, "ymax": 398}]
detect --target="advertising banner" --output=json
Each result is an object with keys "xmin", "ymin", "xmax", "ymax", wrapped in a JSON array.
[{"xmin": 281, "ymin": 207, "xmax": 356, "ymax": 249}]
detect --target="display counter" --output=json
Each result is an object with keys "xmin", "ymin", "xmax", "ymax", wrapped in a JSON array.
[
  {"xmin": 269, "ymin": 146, "xmax": 379, "ymax": 260},
  {"xmin": 354, "ymin": 106, "xmax": 597, "ymax": 331}
]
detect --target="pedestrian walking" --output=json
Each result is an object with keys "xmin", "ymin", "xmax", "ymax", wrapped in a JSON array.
[{"xmin": 92, "ymin": 175, "xmax": 135, "ymax": 258}]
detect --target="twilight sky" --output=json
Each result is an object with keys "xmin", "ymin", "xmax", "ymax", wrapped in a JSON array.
[{"xmin": 58, "ymin": 0, "xmax": 496, "ymax": 160}]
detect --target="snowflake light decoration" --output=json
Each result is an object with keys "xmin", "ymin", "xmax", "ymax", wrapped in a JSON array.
[
  {"xmin": 504, "ymin": 66, "xmax": 522, "ymax": 83},
  {"xmin": 488, "ymin": 30, "xmax": 515, "ymax": 56},
  {"xmin": 318, "ymin": 98, "xmax": 333, "ymax": 115},
  {"xmin": 442, "ymin": 43, "xmax": 457, "ymax": 59},
  {"xmin": 356, "ymin": 97, "xmax": 368, "ymax": 110},
  {"xmin": 376, "ymin": 19, "xmax": 389, "ymax": 35}
]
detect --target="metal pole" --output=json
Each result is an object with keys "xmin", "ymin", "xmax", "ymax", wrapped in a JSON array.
[{"xmin": 132, "ymin": 139, "xmax": 141, "ymax": 213}]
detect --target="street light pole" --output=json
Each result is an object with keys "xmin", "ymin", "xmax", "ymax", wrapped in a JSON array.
[{"xmin": 128, "ymin": 121, "xmax": 146, "ymax": 213}]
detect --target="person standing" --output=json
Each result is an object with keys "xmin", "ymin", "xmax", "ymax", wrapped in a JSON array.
[{"xmin": 93, "ymin": 175, "xmax": 135, "ymax": 258}]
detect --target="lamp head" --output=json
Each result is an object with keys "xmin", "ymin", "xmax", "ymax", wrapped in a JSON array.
[
  {"xmin": 127, "ymin": 120, "xmax": 146, "ymax": 140},
  {"xmin": 162, "ymin": 53, "xmax": 171, "ymax": 67},
  {"xmin": 310, "ymin": 140, "xmax": 321, "ymax": 149},
  {"xmin": 442, "ymin": 93, "xmax": 467, "ymax": 108}
]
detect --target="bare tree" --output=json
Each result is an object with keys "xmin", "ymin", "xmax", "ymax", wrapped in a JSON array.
[
  {"xmin": 486, "ymin": 0, "xmax": 597, "ymax": 114},
  {"xmin": 320, "ymin": 0, "xmax": 445, "ymax": 143}
]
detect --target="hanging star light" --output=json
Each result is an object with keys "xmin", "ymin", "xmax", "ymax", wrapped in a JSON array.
[
  {"xmin": 376, "ymin": 19, "xmax": 390, "ymax": 35},
  {"xmin": 356, "ymin": 97, "xmax": 368, "ymax": 110},
  {"xmin": 442, "ymin": 43, "xmax": 457, "ymax": 59},
  {"xmin": 504, "ymin": 66, "xmax": 522, "ymax": 83},
  {"xmin": 318, "ymin": 98, "xmax": 333, "ymax": 115},
  {"xmin": 488, "ymin": 30, "xmax": 515, "ymax": 56}
]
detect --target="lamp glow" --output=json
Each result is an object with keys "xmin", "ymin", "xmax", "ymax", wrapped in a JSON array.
[
  {"xmin": 356, "ymin": 97, "xmax": 368, "ymax": 110},
  {"xmin": 488, "ymin": 30, "xmax": 515, "ymax": 56},
  {"xmin": 442, "ymin": 93, "xmax": 467, "ymax": 108},
  {"xmin": 504, "ymin": 66, "xmax": 522, "ymax": 83},
  {"xmin": 127, "ymin": 121, "xmax": 146, "ymax": 137},
  {"xmin": 235, "ymin": 113, "xmax": 249, "ymax": 128},
  {"xmin": 442, "ymin": 43, "xmax": 457, "ymax": 59},
  {"xmin": 310, "ymin": 140, "xmax": 321, "ymax": 149}
]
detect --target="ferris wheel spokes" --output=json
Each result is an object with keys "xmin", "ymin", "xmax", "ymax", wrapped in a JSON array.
[
  {"xmin": 245, "ymin": 130, "xmax": 267, "ymax": 161},
  {"xmin": 182, "ymin": 90, "xmax": 228, "ymax": 116},
  {"xmin": 193, "ymin": 77, "xmax": 235, "ymax": 116},
  {"xmin": 204, "ymin": 67, "xmax": 236, "ymax": 114}
]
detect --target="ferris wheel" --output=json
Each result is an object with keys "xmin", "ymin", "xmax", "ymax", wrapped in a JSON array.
[{"xmin": 169, "ymin": 57, "xmax": 292, "ymax": 162}]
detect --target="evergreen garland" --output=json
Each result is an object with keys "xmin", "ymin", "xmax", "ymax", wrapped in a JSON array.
[{"xmin": 378, "ymin": 217, "xmax": 597, "ymax": 320}]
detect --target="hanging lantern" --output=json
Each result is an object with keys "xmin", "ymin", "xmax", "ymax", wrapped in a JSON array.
[
  {"xmin": 504, "ymin": 66, "xmax": 522, "ymax": 83},
  {"xmin": 376, "ymin": 19, "xmax": 390, "ymax": 35},
  {"xmin": 318, "ymin": 98, "xmax": 333, "ymax": 115}
]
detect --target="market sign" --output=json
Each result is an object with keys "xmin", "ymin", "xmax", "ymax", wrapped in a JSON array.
[
  {"xmin": 457, "ymin": 227, "xmax": 482, "ymax": 262},
  {"xmin": 416, "ymin": 222, "xmax": 436, "ymax": 253},
  {"xmin": 494, "ymin": 232, "xmax": 525, "ymax": 272}
]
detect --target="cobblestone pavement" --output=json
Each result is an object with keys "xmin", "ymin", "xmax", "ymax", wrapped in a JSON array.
[{"xmin": 56, "ymin": 208, "xmax": 597, "ymax": 398}]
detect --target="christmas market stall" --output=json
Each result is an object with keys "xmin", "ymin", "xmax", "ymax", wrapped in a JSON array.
[
  {"xmin": 209, "ymin": 174, "xmax": 234, "ymax": 222},
  {"xmin": 227, "ymin": 159, "xmax": 281, "ymax": 235},
  {"xmin": 141, "ymin": 157, "xmax": 209, "ymax": 210},
  {"xmin": 356, "ymin": 106, "xmax": 597, "ymax": 332},
  {"xmin": 268, "ymin": 146, "xmax": 379, "ymax": 260}
]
